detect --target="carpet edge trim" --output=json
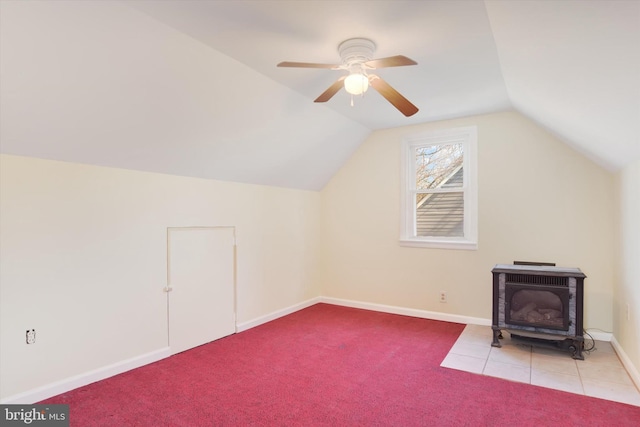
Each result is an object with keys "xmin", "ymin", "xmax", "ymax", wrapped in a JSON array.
[{"xmin": 0, "ymin": 347, "xmax": 171, "ymax": 405}]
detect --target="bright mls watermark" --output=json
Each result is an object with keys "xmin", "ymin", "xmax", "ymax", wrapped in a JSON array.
[{"xmin": 0, "ymin": 405, "xmax": 68, "ymax": 426}]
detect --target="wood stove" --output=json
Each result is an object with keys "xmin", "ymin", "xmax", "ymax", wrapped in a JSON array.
[{"xmin": 491, "ymin": 263, "xmax": 586, "ymax": 359}]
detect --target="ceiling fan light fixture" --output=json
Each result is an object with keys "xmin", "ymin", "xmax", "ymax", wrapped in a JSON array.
[{"xmin": 344, "ymin": 73, "xmax": 369, "ymax": 95}]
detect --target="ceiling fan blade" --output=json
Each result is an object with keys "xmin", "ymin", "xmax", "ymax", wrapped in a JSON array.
[
  {"xmin": 277, "ymin": 61, "xmax": 340, "ymax": 69},
  {"xmin": 364, "ymin": 55, "xmax": 417, "ymax": 69},
  {"xmin": 369, "ymin": 75, "xmax": 419, "ymax": 117},
  {"xmin": 314, "ymin": 77, "xmax": 346, "ymax": 103}
]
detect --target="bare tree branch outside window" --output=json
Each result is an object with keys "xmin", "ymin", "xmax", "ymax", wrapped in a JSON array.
[{"xmin": 415, "ymin": 143, "xmax": 463, "ymax": 204}]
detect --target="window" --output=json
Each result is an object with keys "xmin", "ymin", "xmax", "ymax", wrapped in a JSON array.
[{"xmin": 400, "ymin": 126, "xmax": 477, "ymax": 250}]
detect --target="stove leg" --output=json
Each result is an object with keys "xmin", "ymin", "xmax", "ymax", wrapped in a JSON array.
[
  {"xmin": 570, "ymin": 339, "xmax": 584, "ymax": 360},
  {"xmin": 491, "ymin": 327, "xmax": 503, "ymax": 347}
]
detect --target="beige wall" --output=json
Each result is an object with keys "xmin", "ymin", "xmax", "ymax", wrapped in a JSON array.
[
  {"xmin": 0, "ymin": 154, "xmax": 321, "ymax": 400},
  {"xmin": 1, "ymin": 111, "xmax": 629, "ymax": 400},
  {"xmin": 614, "ymin": 158, "xmax": 640, "ymax": 375},
  {"xmin": 320, "ymin": 111, "xmax": 615, "ymax": 329}
]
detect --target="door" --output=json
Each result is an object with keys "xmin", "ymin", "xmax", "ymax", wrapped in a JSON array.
[{"xmin": 167, "ymin": 227, "xmax": 236, "ymax": 355}]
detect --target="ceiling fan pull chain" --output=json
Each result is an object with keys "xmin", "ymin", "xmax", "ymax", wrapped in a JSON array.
[{"xmin": 350, "ymin": 94, "xmax": 354, "ymax": 107}]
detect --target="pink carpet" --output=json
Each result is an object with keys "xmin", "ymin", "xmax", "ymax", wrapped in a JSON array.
[{"xmin": 41, "ymin": 303, "xmax": 640, "ymax": 426}]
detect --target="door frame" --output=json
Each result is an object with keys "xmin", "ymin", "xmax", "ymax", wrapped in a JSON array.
[{"xmin": 165, "ymin": 226, "xmax": 237, "ymax": 348}]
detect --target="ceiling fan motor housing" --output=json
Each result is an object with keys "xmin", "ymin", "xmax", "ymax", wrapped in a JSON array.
[{"xmin": 338, "ymin": 38, "xmax": 376, "ymax": 68}]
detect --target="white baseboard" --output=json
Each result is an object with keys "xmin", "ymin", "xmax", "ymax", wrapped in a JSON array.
[
  {"xmin": 2, "ymin": 298, "xmax": 322, "ymax": 405},
  {"xmin": 0, "ymin": 347, "xmax": 171, "ymax": 405},
  {"xmin": 6, "ymin": 297, "xmax": 636, "ymax": 404},
  {"xmin": 584, "ymin": 329, "xmax": 613, "ymax": 342},
  {"xmin": 236, "ymin": 297, "xmax": 322, "ymax": 332},
  {"xmin": 319, "ymin": 296, "xmax": 492, "ymax": 326},
  {"xmin": 610, "ymin": 335, "xmax": 640, "ymax": 392}
]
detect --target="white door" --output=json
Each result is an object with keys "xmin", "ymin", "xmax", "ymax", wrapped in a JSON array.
[{"xmin": 167, "ymin": 227, "xmax": 236, "ymax": 355}]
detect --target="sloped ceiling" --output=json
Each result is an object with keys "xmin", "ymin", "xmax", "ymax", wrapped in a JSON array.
[
  {"xmin": 485, "ymin": 0, "xmax": 640, "ymax": 170},
  {"xmin": 1, "ymin": 1, "xmax": 638, "ymax": 191}
]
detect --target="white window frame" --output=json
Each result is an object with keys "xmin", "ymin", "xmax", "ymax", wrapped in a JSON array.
[{"xmin": 400, "ymin": 126, "xmax": 478, "ymax": 250}]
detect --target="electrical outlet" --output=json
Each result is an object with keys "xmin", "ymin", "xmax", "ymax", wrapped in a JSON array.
[
  {"xmin": 26, "ymin": 329, "xmax": 36, "ymax": 344},
  {"xmin": 439, "ymin": 291, "xmax": 447, "ymax": 303}
]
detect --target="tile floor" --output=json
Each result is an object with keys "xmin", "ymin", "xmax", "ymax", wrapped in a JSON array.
[{"xmin": 441, "ymin": 324, "xmax": 640, "ymax": 407}]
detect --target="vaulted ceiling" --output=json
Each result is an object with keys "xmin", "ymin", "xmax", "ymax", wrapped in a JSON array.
[{"xmin": 1, "ymin": 1, "xmax": 638, "ymax": 190}]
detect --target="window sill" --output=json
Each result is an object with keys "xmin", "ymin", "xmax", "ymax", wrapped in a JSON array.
[{"xmin": 399, "ymin": 238, "xmax": 478, "ymax": 251}]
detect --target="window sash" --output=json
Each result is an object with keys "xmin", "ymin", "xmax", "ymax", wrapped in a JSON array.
[
  {"xmin": 415, "ymin": 143, "xmax": 464, "ymax": 190},
  {"xmin": 400, "ymin": 126, "xmax": 477, "ymax": 250},
  {"xmin": 415, "ymin": 191, "xmax": 464, "ymax": 237}
]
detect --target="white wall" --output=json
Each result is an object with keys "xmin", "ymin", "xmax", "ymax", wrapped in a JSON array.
[
  {"xmin": 614, "ymin": 157, "xmax": 640, "ymax": 376},
  {"xmin": 1, "ymin": 112, "xmax": 629, "ymax": 401},
  {"xmin": 0, "ymin": 154, "xmax": 321, "ymax": 400},
  {"xmin": 320, "ymin": 111, "xmax": 615, "ymax": 330}
]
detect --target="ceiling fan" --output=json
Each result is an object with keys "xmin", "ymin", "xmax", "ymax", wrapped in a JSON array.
[{"xmin": 277, "ymin": 38, "xmax": 419, "ymax": 117}]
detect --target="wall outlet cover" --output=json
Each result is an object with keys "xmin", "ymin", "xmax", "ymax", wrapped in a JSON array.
[{"xmin": 26, "ymin": 329, "xmax": 36, "ymax": 344}]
